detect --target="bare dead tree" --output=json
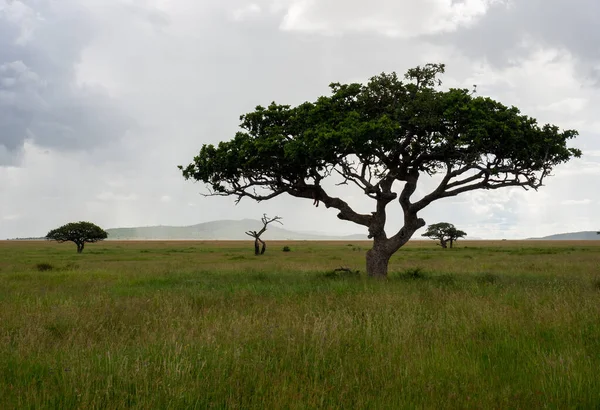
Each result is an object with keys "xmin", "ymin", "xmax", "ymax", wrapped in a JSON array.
[{"xmin": 245, "ymin": 214, "xmax": 283, "ymax": 255}]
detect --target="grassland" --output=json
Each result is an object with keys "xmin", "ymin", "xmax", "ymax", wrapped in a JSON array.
[{"xmin": 1, "ymin": 239, "xmax": 599, "ymax": 409}]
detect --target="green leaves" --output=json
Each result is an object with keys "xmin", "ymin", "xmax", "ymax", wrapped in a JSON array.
[
  {"xmin": 422, "ymin": 222, "xmax": 466, "ymax": 248},
  {"xmin": 46, "ymin": 222, "xmax": 108, "ymax": 244},
  {"xmin": 180, "ymin": 62, "xmax": 581, "ymax": 219}
]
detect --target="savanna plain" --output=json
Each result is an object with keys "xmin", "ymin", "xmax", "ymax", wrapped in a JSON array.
[{"xmin": 1, "ymin": 239, "xmax": 599, "ymax": 409}]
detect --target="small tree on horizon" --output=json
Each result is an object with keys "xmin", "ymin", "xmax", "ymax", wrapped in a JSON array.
[
  {"xmin": 179, "ymin": 63, "xmax": 581, "ymax": 278},
  {"xmin": 422, "ymin": 222, "xmax": 466, "ymax": 248},
  {"xmin": 46, "ymin": 221, "xmax": 108, "ymax": 253},
  {"xmin": 245, "ymin": 214, "xmax": 282, "ymax": 255}
]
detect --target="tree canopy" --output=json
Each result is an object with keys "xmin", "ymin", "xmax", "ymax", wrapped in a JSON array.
[
  {"xmin": 422, "ymin": 222, "xmax": 467, "ymax": 248},
  {"xmin": 180, "ymin": 63, "xmax": 581, "ymax": 277},
  {"xmin": 46, "ymin": 221, "xmax": 108, "ymax": 253}
]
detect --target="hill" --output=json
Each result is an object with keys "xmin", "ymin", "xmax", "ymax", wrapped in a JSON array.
[
  {"xmin": 527, "ymin": 231, "xmax": 600, "ymax": 240},
  {"xmin": 105, "ymin": 219, "xmax": 370, "ymax": 240}
]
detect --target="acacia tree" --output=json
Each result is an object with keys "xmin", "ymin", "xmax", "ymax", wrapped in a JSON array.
[
  {"xmin": 245, "ymin": 214, "xmax": 282, "ymax": 255},
  {"xmin": 446, "ymin": 226, "xmax": 467, "ymax": 248},
  {"xmin": 422, "ymin": 222, "xmax": 466, "ymax": 248},
  {"xmin": 46, "ymin": 221, "xmax": 108, "ymax": 253},
  {"xmin": 179, "ymin": 63, "xmax": 581, "ymax": 277}
]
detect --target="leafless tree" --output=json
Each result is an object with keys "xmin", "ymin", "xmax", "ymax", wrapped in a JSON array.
[{"xmin": 245, "ymin": 214, "xmax": 283, "ymax": 255}]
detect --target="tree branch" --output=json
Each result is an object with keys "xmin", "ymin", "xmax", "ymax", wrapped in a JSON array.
[
  {"xmin": 245, "ymin": 214, "xmax": 283, "ymax": 239},
  {"xmin": 398, "ymin": 169, "xmax": 419, "ymax": 213},
  {"xmin": 410, "ymin": 161, "xmax": 546, "ymax": 213},
  {"xmin": 287, "ymin": 185, "xmax": 373, "ymax": 227}
]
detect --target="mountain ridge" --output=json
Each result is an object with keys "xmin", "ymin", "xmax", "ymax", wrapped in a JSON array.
[
  {"xmin": 526, "ymin": 231, "xmax": 600, "ymax": 240},
  {"xmin": 105, "ymin": 219, "xmax": 370, "ymax": 240}
]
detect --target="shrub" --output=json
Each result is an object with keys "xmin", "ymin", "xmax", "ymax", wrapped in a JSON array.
[
  {"xmin": 323, "ymin": 267, "xmax": 360, "ymax": 279},
  {"xmin": 36, "ymin": 263, "xmax": 54, "ymax": 272},
  {"xmin": 282, "ymin": 246, "xmax": 291, "ymax": 252},
  {"xmin": 397, "ymin": 267, "xmax": 427, "ymax": 280}
]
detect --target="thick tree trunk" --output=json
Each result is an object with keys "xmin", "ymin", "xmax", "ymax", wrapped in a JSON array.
[
  {"xmin": 254, "ymin": 239, "xmax": 259, "ymax": 255},
  {"xmin": 366, "ymin": 215, "xmax": 425, "ymax": 278},
  {"xmin": 76, "ymin": 242, "xmax": 84, "ymax": 253},
  {"xmin": 365, "ymin": 242, "xmax": 394, "ymax": 278}
]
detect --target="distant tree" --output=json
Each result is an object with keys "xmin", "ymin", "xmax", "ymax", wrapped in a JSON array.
[
  {"xmin": 179, "ymin": 63, "xmax": 581, "ymax": 277},
  {"xmin": 245, "ymin": 214, "xmax": 282, "ymax": 255},
  {"xmin": 422, "ymin": 222, "xmax": 466, "ymax": 248},
  {"xmin": 446, "ymin": 226, "xmax": 467, "ymax": 248},
  {"xmin": 422, "ymin": 222, "xmax": 451, "ymax": 248},
  {"xmin": 46, "ymin": 221, "xmax": 108, "ymax": 253}
]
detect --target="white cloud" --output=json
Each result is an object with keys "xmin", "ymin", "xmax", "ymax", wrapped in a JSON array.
[
  {"xmin": 230, "ymin": 3, "xmax": 261, "ymax": 21},
  {"xmin": 584, "ymin": 150, "xmax": 600, "ymax": 158},
  {"xmin": 561, "ymin": 199, "xmax": 592, "ymax": 206},
  {"xmin": 96, "ymin": 192, "xmax": 138, "ymax": 202},
  {"xmin": 538, "ymin": 97, "xmax": 588, "ymax": 116},
  {"xmin": 0, "ymin": 0, "xmax": 41, "ymax": 44},
  {"xmin": 279, "ymin": 0, "xmax": 502, "ymax": 37}
]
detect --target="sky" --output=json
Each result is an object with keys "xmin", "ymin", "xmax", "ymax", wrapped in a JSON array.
[{"xmin": 1, "ymin": 0, "xmax": 599, "ymax": 240}]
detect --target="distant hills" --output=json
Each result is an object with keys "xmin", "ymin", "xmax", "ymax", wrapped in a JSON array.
[
  {"xmin": 105, "ymin": 219, "xmax": 369, "ymax": 241},
  {"xmin": 527, "ymin": 231, "xmax": 600, "ymax": 240},
  {"xmin": 103, "ymin": 225, "xmax": 600, "ymax": 241},
  {"xmin": 6, "ymin": 223, "xmax": 599, "ymax": 241}
]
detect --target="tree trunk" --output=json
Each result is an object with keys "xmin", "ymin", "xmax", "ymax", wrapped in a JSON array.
[
  {"xmin": 449, "ymin": 239, "xmax": 454, "ymax": 248},
  {"xmin": 76, "ymin": 242, "xmax": 84, "ymax": 253},
  {"xmin": 254, "ymin": 239, "xmax": 259, "ymax": 255},
  {"xmin": 440, "ymin": 239, "xmax": 447, "ymax": 249},
  {"xmin": 365, "ymin": 214, "xmax": 425, "ymax": 278},
  {"xmin": 365, "ymin": 244, "xmax": 394, "ymax": 278}
]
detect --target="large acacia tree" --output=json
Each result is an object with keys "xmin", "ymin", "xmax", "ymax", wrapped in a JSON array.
[
  {"xmin": 46, "ymin": 221, "xmax": 108, "ymax": 253},
  {"xmin": 179, "ymin": 64, "xmax": 580, "ymax": 277}
]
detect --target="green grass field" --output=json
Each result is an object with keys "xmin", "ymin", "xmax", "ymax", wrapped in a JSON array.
[{"xmin": 1, "ymin": 239, "xmax": 599, "ymax": 409}]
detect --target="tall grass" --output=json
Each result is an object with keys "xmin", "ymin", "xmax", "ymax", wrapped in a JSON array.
[{"xmin": 1, "ymin": 240, "xmax": 599, "ymax": 408}]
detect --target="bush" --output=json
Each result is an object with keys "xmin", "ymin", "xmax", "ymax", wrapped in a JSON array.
[
  {"xmin": 282, "ymin": 246, "xmax": 291, "ymax": 252},
  {"xmin": 36, "ymin": 263, "xmax": 54, "ymax": 272},
  {"xmin": 323, "ymin": 267, "xmax": 360, "ymax": 279},
  {"xmin": 397, "ymin": 267, "xmax": 427, "ymax": 280}
]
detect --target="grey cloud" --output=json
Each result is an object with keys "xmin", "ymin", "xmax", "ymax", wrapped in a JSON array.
[
  {"xmin": 0, "ymin": 1, "xmax": 136, "ymax": 164},
  {"xmin": 0, "ymin": 143, "xmax": 19, "ymax": 165},
  {"xmin": 429, "ymin": 0, "xmax": 600, "ymax": 70},
  {"xmin": 104, "ymin": 10, "xmax": 438, "ymax": 144},
  {"xmin": 2, "ymin": 0, "xmax": 598, "ymax": 240}
]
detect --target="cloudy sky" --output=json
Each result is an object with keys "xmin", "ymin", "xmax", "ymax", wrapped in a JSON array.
[{"xmin": 1, "ymin": 0, "xmax": 599, "ymax": 240}]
